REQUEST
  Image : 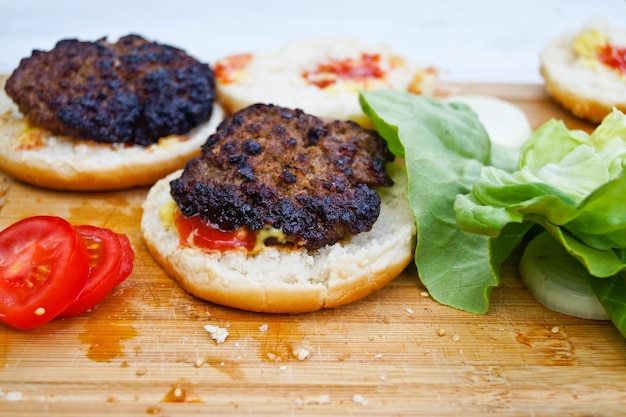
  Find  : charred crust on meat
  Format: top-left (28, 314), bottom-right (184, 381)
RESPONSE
top-left (170, 104), bottom-right (394, 250)
top-left (4, 34), bottom-right (215, 146)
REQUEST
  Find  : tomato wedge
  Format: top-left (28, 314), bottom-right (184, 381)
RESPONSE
top-left (0, 216), bottom-right (89, 330)
top-left (59, 225), bottom-right (133, 317)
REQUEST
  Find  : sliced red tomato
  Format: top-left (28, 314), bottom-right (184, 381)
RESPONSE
top-left (175, 212), bottom-right (256, 252)
top-left (115, 233), bottom-right (134, 285)
top-left (59, 225), bottom-right (130, 317)
top-left (0, 216), bottom-right (89, 330)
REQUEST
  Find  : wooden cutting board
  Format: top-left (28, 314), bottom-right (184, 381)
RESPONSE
top-left (0, 83), bottom-right (624, 417)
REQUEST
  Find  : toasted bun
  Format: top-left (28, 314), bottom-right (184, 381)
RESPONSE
top-left (140, 164), bottom-right (416, 314)
top-left (540, 19), bottom-right (626, 123)
top-left (0, 82), bottom-right (224, 191)
top-left (215, 38), bottom-right (440, 127)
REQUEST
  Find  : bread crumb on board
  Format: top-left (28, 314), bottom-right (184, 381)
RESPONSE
top-left (295, 394), bottom-right (330, 406)
top-left (203, 324), bottom-right (229, 344)
top-left (1, 391), bottom-right (23, 402)
top-left (352, 394), bottom-right (369, 405)
top-left (292, 340), bottom-right (313, 360)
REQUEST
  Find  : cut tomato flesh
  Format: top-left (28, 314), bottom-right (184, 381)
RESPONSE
top-left (175, 212), bottom-right (256, 252)
top-left (59, 225), bottom-right (129, 317)
top-left (0, 216), bottom-right (89, 330)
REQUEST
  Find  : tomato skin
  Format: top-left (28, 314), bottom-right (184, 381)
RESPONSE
top-left (59, 225), bottom-right (132, 317)
top-left (0, 216), bottom-right (89, 330)
top-left (115, 233), bottom-right (134, 285)
top-left (175, 212), bottom-right (256, 252)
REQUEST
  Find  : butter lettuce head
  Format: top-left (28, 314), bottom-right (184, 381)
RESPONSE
top-left (454, 107), bottom-right (626, 338)
top-left (359, 90), bottom-right (626, 339)
top-left (454, 108), bottom-right (626, 278)
top-left (518, 108), bottom-right (626, 199)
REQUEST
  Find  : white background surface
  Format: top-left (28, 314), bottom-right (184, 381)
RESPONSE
top-left (1, 0), bottom-right (625, 83)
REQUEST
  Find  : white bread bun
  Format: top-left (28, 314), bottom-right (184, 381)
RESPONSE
top-left (214, 38), bottom-right (440, 127)
top-left (540, 18), bottom-right (626, 123)
top-left (140, 163), bottom-right (416, 313)
top-left (0, 79), bottom-right (224, 191)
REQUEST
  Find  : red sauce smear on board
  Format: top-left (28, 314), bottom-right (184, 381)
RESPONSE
top-left (303, 53), bottom-right (386, 88)
top-left (598, 44), bottom-right (626, 74)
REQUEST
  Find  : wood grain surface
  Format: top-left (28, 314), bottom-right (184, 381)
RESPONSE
top-left (0, 83), bottom-right (624, 417)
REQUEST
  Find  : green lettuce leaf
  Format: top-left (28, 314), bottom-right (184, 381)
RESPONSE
top-left (454, 109), bottom-right (626, 277)
top-left (453, 105), bottom-right (626, 336)
top-left (359, 89), bottom-right (626, 340)
top-left (360, 90), bottom-right (500, 313)
top-left (585, 271), bottom-right (626, 338)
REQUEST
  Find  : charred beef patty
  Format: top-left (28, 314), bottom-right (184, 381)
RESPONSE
top-left (170, 103), bottom-right (394, 251)
top-left (4, 34), bottom-right (215, 146)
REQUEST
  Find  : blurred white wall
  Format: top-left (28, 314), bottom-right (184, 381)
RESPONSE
top-left (1, 0), bottom-right (625, 83)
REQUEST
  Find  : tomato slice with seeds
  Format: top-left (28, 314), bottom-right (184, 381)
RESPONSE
top-left (0, 216), bottom-right (89, 330)
top-left (59, 225), bottom-right (131, 317)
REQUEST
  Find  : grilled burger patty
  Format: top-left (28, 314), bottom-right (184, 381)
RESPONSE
top-left (4, 34), bottom-right (215, 146)
top-left (170, 103), bottom-right (394, 250)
